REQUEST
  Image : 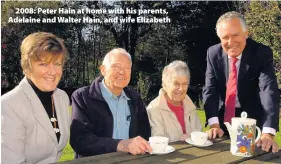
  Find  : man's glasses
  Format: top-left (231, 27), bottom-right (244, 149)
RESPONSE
top-left (111, 63), bottom-right (131, 72)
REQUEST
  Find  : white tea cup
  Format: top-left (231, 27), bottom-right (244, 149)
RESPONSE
top-left (149, 136), bottom-right (169, 153)
top-left (191, 131), bottom-right (208, 145)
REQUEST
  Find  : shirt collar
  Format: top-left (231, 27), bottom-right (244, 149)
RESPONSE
top-left (228, 53), bottom-right (242, 60)
top-left (100, 79), bottom-right (130, 100)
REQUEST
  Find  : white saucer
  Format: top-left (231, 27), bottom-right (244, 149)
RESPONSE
top-left (151, 145), bottom-right (175, 155)
top-left (185, 138), bottom-right (213, 147)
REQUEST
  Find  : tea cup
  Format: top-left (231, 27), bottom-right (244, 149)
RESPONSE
top-left (191, 131), bottom-right (208, 145)
top-left (149, 136), bottom-right (169, 153)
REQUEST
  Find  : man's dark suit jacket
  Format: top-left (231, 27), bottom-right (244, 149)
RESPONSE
top-left (70, 76), bottom-right (151, 157)
top-left (202, 39), bottom-right (280, 131)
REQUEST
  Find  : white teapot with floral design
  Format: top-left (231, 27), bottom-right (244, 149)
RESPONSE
top-left (224, 112), bottom-right (261, 157)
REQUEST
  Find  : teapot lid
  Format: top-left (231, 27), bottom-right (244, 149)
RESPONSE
top-left (232, 111), bottom-right (257, 123)
top-left (241, 112), bottom-right (247, 118)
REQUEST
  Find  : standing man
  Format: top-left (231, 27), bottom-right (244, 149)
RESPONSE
top-left (203, 11), bottom-right (279, 153)
top-left (70, 48), bottom-right (152, 157)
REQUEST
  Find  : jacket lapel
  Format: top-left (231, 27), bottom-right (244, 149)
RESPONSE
top-left (238, 43), bottom-right (251, 89)
top-left (217, 50), bottom-right (229, 84)
top-left (20, 77), bottom-right (58, 142)
top-left (157, 90), bottom-right (183, 134)
top-left (53, 92), bottom-right (63, 145)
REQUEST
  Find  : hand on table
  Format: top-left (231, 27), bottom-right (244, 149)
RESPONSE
top-left (117, 136), bottom-right (152, 155)
top-left (206, 123), bottom-right (224, 139)
top-left (179, 134), bottom-right (189, 141)
top-left (257, 133), bottom-right (279, 153)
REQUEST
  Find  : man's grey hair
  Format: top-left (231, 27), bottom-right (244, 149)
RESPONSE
top-left (162, 60), bottom-right (190, 91)
top-left (102, 48), bottom-right (132, 68)
top-left (216, 11), bottom-right (247, 35)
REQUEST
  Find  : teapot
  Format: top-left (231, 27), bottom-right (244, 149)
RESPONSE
top-left (224, 112), bottom-right (261, 157)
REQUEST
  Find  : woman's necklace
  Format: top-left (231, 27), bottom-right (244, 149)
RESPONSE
top-left (51, 95), bottom-right (60, 133)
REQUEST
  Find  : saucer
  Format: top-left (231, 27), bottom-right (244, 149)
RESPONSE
top-left (185, 138), bottom-right (213, 147)
top-left (150, 145), bottom-right (175, 155)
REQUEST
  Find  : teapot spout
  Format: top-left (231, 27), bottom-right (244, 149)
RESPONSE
top-left (224, 122), bottom-right (233, 136)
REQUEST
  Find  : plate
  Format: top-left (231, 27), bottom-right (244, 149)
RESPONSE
top-left (150, 145), bottom-right (175, 155)
top-left (185, 138), bottom-right (213, 147)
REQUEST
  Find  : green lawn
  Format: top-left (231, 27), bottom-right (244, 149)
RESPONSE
top-left (59, 110), bottom-right (281, 162)
top-left (59, 141), bottom-right (74, 162)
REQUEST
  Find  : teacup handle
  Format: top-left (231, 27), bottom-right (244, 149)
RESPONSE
top-left (255, 126), bottom-right (261, 143)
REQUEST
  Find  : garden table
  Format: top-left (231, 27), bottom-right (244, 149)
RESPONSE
top-left (57, 137), bottom-right (281, 164)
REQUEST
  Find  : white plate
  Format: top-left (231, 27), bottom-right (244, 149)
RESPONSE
top-left (150, 145), bottom-right (175, 155)
top-left (185, 138), bottom-right (213, 147)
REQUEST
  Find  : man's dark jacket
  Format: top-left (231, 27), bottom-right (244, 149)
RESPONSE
top-left (70, 76), bottom-right (151, 157)
top-left (203, 39), bottom-right (280, 131)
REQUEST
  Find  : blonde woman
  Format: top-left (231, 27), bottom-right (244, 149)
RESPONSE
top-left (1, 32), bottom-right (70, 163)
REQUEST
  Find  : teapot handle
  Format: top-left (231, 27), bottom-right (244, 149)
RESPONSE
top-left (255, 126), bottom-right (261, 143)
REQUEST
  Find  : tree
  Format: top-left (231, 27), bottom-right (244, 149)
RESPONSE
top-left (1, 1), bottom-right (77, 88)
top-left (242, 1), bottom-right (281, 87)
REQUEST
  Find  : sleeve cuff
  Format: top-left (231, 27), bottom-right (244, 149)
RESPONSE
top-left (208, 117), bottom-right (219, 126)
top-left (262, 127), bottom-right (276, 135)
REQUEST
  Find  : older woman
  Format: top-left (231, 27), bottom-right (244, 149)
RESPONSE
top-left (1, 32), bottom-right (70, 163)
top-left (147, 60), bottom-right (202, 142)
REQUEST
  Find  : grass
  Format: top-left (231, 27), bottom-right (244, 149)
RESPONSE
top-left (59, 110), bottom-right (281, 162)
top-left (59, 141), bottom-right (74, 162)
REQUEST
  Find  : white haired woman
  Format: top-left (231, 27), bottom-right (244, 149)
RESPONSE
top-left (147, 60), bottom-right (202, 142)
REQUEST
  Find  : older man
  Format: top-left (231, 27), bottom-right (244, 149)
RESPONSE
top-left (70, 48), bottom-right (152, 157)
top-left (203, 11), bottom-right (280, 153)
